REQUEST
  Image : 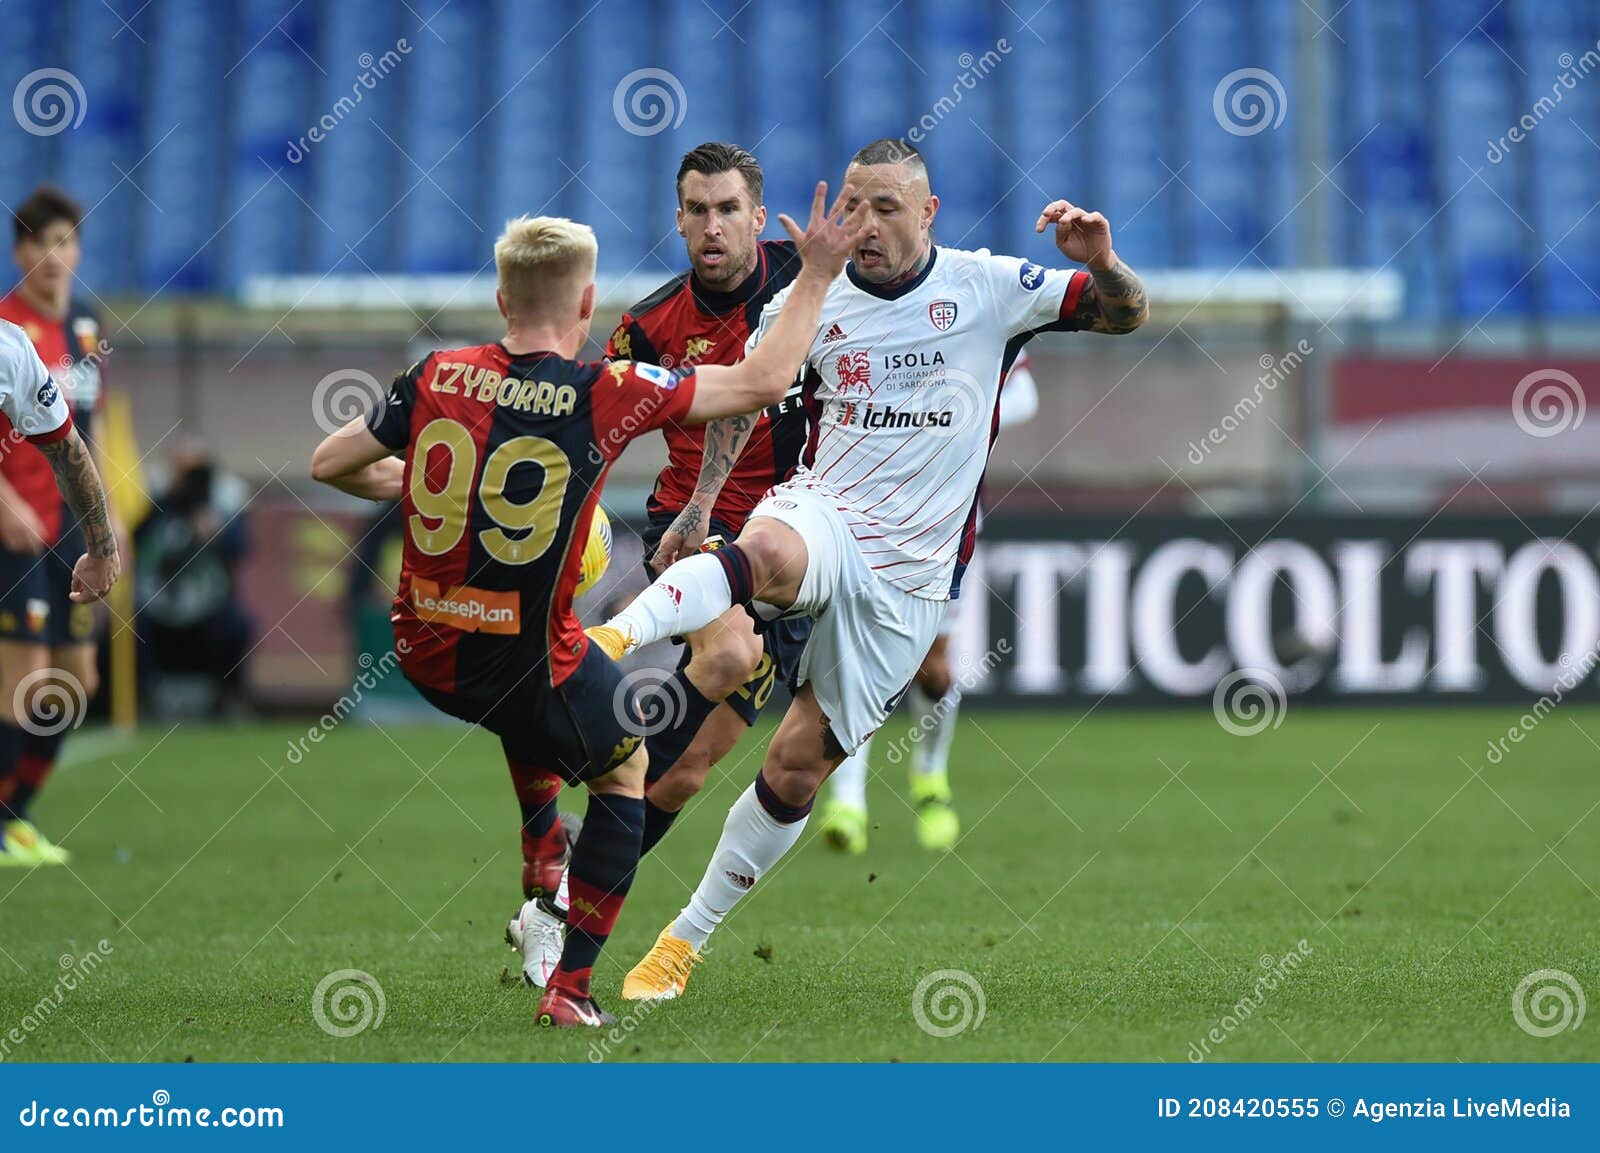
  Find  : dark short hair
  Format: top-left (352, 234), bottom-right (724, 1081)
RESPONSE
top-left (676, 142), bottom-right (764, 206)
top-left (13, 185), bottom-right (82, 244)
top-left (848, 137), bottom-right (927, 180)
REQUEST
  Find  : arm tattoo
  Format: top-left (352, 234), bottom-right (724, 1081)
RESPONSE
top-left (1074, 259), bottom-right (1149, 334)
top-left (671, 501), bottom-right (705, 538)
top-left (39, 429), bottom-right (116, 559)
top-left (693, 412), bottom-right (757, 500)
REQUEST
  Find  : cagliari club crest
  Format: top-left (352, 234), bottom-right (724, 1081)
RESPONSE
top-left (928, 299), bottom-right (957, 331)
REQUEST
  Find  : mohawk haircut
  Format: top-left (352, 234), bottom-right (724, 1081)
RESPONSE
top-left (676, 141), bottom-right (765, 206)
top-left (848, 138), bottom-right (928, 180)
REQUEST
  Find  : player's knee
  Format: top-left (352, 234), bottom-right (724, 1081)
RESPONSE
top-left (590, 745), bottom-right (647, 798)
top-left (686, 621), bottom-right (763, 698)
top-left (917, 655), bottom-right (952, 701)
top-left (763, 737), bottom-right (831, 808)
top-left (650, 752), bottom-right (712, 809)
top-left (0, 646), bottom-right (48, 723)
top-left (734, 525), bottom-right (804, 603)
top-left (73, 664), bottom-right (101, 702)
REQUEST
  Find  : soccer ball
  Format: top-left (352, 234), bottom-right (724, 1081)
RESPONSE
top-left (576, 506), bottom-right (613, 597)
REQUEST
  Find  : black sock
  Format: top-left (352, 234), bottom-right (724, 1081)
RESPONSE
top-left (11, 725), bottom-right (65, 822)
top-left (643, 668), bottom-right (718, 785)
top-left (555, 792), bottom-right (645, 995)
top-left (0, 720), bottom-right (26, 823)
top-left (638, 797), bottom-right (678, 858)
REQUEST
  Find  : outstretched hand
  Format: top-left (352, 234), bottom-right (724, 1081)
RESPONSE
top-left (1036, 199), bottom-right (1115, 269)
top-left (781, 181), bottom-right (869, 280)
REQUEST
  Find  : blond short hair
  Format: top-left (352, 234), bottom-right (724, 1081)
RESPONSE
top-left (494, 215), bottom-right (598, 317)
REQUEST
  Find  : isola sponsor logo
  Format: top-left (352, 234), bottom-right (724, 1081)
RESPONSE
top-left (882, 350), bottom-right (945, 370)
top-left (836, 401), bottom-right (954, 430)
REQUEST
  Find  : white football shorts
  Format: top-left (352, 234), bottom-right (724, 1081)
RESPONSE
top-left (749, 481), bottom-right (946, 752)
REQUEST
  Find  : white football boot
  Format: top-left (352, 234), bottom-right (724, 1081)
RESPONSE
top-left (505, 812), bottom-right (579, 987)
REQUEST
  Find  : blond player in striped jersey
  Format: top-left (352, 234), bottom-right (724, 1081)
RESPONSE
top-left (588, 138), bottom-right (1147, 1000)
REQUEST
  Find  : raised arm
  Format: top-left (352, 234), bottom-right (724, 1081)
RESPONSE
top-left (38, 427), bottom-right (120, 603)
top-left (648, 411), bottom-right (759, 570)
top-left (1035, 199), bottom-right (1149, 334)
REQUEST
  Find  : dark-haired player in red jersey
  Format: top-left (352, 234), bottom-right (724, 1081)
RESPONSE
top-left (310, 187), bottom-right (865, 1027)
top-left (0, 185), bottom-right (119, 867)
top-left (599, 142), bottom-right (812, 866)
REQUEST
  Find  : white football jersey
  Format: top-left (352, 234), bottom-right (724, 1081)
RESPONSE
top-left (747, 246), bottom-right (1088, 600)
top-left (0, 320), bottom-right (72, 441)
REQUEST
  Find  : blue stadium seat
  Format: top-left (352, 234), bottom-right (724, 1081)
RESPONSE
top-left (0, 0), bottom-right (66, 233)
top-left (141, 0), bottom-right (228, 292)
top-left (1179, 0), bottom-right (1266, 268)
top-left (913, 0), bottom-right (999, 251)
top-left (1432, 0), bottom-right (1529, 318)
top-left (1344, 0), bottom-right (1443, 318)
top-left (309, 0), bottom-right (405, 277)
top-left (833, 0), bottom-right (920, 173)
top-left (750, 0), bottom-right (827, 227)
top-left (489, 0), bottom-right (575, 243)
top-left (397, 0), bottom-right (488, 275)
top-left (59, 0), bottom-right (149, 293)
top-left (225, 0), bottom-right (319, 290)
top-left (571, 0), bottom-right (670, 276)
top-left (1081, 4), bottom-right (1179, 270)
top-left (4, 0), bottom-right (1594, 322)
top-left (1511, 0), bottom-right (1600, 316)
top-left (994, 2), bottom-right (1078, 262)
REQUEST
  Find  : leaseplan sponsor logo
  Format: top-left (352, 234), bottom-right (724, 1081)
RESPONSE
top-left (411, 579), bottom-right (520, 634)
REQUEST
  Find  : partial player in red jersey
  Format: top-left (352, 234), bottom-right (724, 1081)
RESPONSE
top-left (600, 143), bottom-right (813, 863)
top-left (0, 186), bottom-right (120, 867)
top-left (310, 188), bottom-right (866, 1027)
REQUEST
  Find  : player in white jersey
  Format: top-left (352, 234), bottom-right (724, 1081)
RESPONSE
top-left (819, 349), bottom-right (1039, 854)
top-left (587, 138), bottom-right (1148, 999)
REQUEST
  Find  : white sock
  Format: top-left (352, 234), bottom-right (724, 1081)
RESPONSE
top-left (830, 733), bottom-right (871, 809)
top-left (606, 553), bottom-right (734, 650)
top-left (555, 865), bottom-right (569, 915)
top-left (910, 685), bottom-right (961, 778)
top-left (673, 783), bottom-right (808, 949)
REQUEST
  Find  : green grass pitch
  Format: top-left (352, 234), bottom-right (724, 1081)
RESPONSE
top-left (2, 704), bottom-right (1597, 1062)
